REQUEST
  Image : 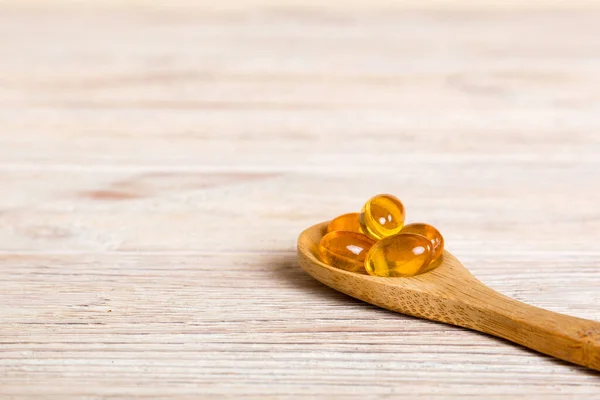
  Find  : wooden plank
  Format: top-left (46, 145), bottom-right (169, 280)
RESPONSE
top-left (1, 254), bottom-right (599, 398)
top-left (1, 7), bottom-right (600, 168)
top-left (0, 168), bottom-right (599, 253)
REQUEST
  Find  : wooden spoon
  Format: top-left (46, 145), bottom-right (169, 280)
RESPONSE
top-left (297, 221), bottom-right (600, 371)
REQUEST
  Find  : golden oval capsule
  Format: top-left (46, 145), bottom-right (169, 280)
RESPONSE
top-left (400, 223), bottom-right (444, 262)
top-left (327, 212), bottom-right (362, 234)
top-left (360, 194), bottom-right (406, 240)
top-left (365, 233), bottom-right (432, 277)
top-left (319, 231), bottom-right (375, 273)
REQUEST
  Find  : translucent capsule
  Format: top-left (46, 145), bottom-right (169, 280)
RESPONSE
top-left (319, 231), bottom-right (375, 273)
top-left (327, 212), bottom-right (362, 234)
top-left (400, 223), bottom-right (444, 262)
top-left (360, 194), bottom-right (406, 240)
top-left (365, 233), bottom-right (432, 277)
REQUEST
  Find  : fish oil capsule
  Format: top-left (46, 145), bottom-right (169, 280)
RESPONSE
top-left (360, 194), bottom-right (406, 240)
top-left (400, 223), bottom-right (444, 262)
top-left (327, 212), bottom-right (362, 234)
top-left (319, 231), bottom-right (375, 273)
top-left (365, 233), bottom-right (432, 277)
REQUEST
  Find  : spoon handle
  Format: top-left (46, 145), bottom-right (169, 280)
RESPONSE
top-left (461, 282), bottom-right (600, 371)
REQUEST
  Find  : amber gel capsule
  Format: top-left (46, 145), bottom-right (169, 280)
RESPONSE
top-left (327, 212), bottom-right (362, 234)
top-left (400, 223), bottom-right (444, 262)
top-left (319, 231), bottom-right (375, 273)
top-left (360, 194), bottom-right (406, 240)
top-left (365, 233), bottom-right (432, 277)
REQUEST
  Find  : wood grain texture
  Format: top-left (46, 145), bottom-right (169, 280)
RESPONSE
top-left (299, 222), bottom-right (600, 371)
top-left (1, 1), bottom-right (600, 398)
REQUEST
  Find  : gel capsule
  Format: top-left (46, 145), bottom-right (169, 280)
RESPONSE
top-left (327, 212), bottom-right (362, 234)
top-left (365, 233), bottom-right (432, 277)
top-left (400, 223), bottom-right (444, 262)
top-left (360, 194), bottom-right (406, 240)
top-left (319, 231), bottom-right (375, 273)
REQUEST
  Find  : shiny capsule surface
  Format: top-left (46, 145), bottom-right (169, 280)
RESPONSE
top-left (365, 233), bottom-right (432, 277)
top-left (400, 223), bottom-right (444, 262)
top-left (327, 212), bottom-right (362, 234)
top-left (319, 231), bottom-right (375, 273)
top-left (360, 194), bottom-right (406, 240)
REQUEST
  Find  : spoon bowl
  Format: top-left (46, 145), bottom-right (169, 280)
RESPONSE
top-left (298, 221), bottom-right (600, 371)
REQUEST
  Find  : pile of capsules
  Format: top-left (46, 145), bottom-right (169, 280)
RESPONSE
top-left (318, 194), bottom-right (444, 277)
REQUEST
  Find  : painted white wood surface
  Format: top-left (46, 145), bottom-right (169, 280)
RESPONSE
top-left (0, 2), bottom-right (599, 398)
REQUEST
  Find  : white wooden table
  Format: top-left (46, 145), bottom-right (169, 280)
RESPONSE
top-left (1, 1), bottom-right (599, 398)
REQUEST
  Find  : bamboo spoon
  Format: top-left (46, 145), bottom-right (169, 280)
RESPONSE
top-left (297, 222), bottom-right (600, 371)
